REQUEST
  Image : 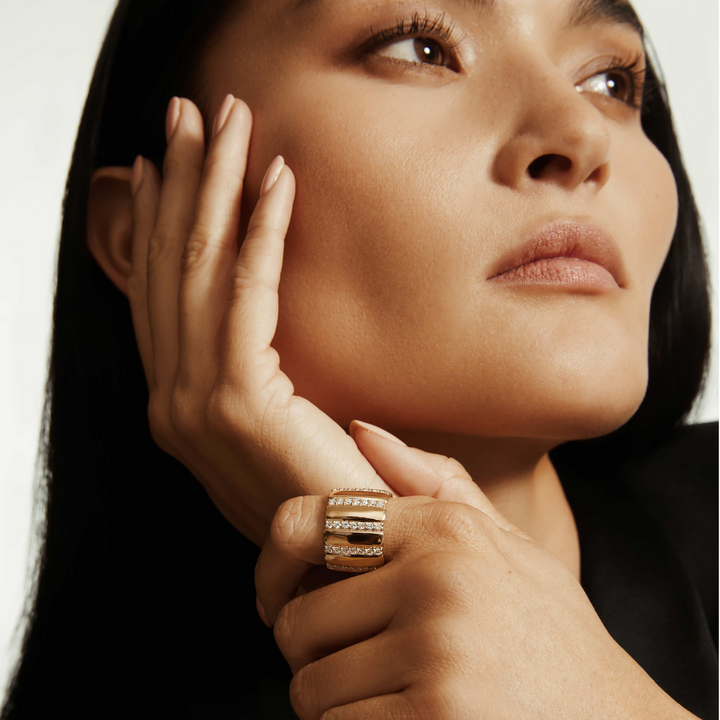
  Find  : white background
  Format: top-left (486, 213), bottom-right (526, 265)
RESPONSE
top-left (0, 0), bottom-right (717, 701)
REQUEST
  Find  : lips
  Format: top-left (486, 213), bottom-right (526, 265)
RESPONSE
top-left (487, 219), bottom-right (627, 289)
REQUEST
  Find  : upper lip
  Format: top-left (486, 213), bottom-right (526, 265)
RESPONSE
top-left (487, 219), bottom-right (627, 288)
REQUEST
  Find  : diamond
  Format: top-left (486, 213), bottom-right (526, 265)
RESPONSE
top-left (342, 521), bottom-right (350, 529)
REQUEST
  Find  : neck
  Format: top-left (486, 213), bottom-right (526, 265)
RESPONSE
top-left (391, 431), bottom-right (581, 582)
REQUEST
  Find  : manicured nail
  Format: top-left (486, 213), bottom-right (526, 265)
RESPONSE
top-left (260, 155), bottom-right (285, 197)
top-left (130, 155), bottom-right (144, 196)
top-left (166, 96), bottom-right (181, 143)
top-left (256, 595), bottom-right (272, 627)
top-left (213, 93), bottom-right (236, 138)
top-left (350, 420), bottom-right (407, 446)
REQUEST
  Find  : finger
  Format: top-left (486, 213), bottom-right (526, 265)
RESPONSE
top-left (255, 494), bottom-right (438, 624)
top-left (273, 565), bottom-right (397, 673)
top-left (128, 155), bottom-right (161, 389)
top-left (289, 632), bottom-right (408, 720)
top-left (146, 97), bottom-right (205, 390)
top-left (176, 95), bottom-right (253, 388)
top-left (350, 420), bottom-right (534, 540)
top-left (217, 155), bottom-right (295, 391)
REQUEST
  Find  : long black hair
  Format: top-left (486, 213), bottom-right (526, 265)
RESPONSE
top-left (1, 0), bottom-right (712, 716)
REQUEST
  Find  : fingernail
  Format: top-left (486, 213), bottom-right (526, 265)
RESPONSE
top-left (131, 155), bottom-right (144, 196)
top-left (213, 93), bottom-right (236, 139)
top-left (256, 595), bottom-right (272, 627)
top-left (260, 155), bottom-right (285, 197)
top-left (166, 96), bottom-right (181, 143)
top-left (350, 420), bottom-right (407, 446)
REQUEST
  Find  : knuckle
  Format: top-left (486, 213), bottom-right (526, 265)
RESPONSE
top-left (436, 455), bottom-right (471, 482)
top-left (289, 663), bottom-right (320, 720)
top-left (205, 384), bottom-right (253, 441)
top-left (181, 232), bottom-right (213, 277)
top-left (245, 220), bottom-right (284, 248)
top-left (147, 393), bottom-right (173, 451)
top-left (270, 496), bottom-right (314, 552)
top-left (272, 601), bottom-right (297, 657)
top-left (146, 229), bottom-right (175, 266)
top-left (168, 389), bottom-right (200, 438)
top-left (228, 263), bottom-right (264, 300)
top-left (126, 271), bottom-right (145, 300)
top-left (203, 151), bottom-right (244, 184)
top-left (424, 501), bottom-right (479, 546)
top-left (227, 268), bottom-right (250, 299)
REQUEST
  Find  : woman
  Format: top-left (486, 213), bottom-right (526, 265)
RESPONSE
top-left (1, 0), bottom-right (715, 718)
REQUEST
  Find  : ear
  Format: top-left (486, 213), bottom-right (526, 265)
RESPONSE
top-left (86, 166), bottom-right (135, 296)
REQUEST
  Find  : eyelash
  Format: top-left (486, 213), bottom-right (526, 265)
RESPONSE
top-left (361, 11), bottom-right (647, 111)
top-left (596, 51), bottom-right (647, 110)
top-left (361, 10), bottom-right (461, 62)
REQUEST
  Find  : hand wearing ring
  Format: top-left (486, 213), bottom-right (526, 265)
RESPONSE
top-left (254, 431), bottom-right (674, 720)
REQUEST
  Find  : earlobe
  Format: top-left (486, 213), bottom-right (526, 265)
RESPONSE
top-left (86, 166), bottom-right (135, 296)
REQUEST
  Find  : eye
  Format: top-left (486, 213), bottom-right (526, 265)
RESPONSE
top-left (377, 36), bottom-right (449, 67)
top-left (575, 53), bottom-right (646, 109)
top-left (360, 11), bottom-right (462, 71)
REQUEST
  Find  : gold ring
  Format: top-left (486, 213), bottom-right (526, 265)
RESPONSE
top-left (324, 488), bottom-right (392, 573)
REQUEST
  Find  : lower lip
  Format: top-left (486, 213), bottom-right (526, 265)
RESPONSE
top-left (488, 257), bottom-right (619, 290)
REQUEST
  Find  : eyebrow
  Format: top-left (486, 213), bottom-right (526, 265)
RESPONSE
top-left (294, 0), bottom-right (645, 41)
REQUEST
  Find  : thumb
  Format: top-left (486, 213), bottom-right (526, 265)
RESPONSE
top-left (349, 420), bottom-right (534, 541)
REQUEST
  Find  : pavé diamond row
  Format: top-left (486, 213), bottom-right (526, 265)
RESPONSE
top-left (325, 520), bottom-right (383, 531)
top-left (327, 497), bottom-right (386, 507)
top-left (325, 563), bottom-right (376, 573)
top-left (325, 545), bottom-right (383, 556)
top-left (331, 488), bottom-right (393, 496)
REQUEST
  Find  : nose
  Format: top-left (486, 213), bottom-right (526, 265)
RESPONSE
top-left (492, 52), bottom-right (612, 193)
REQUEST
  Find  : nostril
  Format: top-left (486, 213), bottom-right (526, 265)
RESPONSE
top-left (528, 154), bottom-right (571, 179)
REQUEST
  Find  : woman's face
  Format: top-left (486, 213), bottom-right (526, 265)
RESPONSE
top-left (200, 0), bottom-right (677, 440)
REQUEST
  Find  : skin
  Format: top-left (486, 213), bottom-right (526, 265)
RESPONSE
top-left (84, 0), bottom-right (687, 715)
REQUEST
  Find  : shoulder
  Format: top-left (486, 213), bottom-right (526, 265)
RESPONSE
top-left (619, 421), bottom-right (718, 644)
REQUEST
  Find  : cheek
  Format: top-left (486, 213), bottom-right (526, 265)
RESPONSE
top-left (611, 135), bottom-right (679, 303)
top-left (254, 84), bottom-right (479, 401)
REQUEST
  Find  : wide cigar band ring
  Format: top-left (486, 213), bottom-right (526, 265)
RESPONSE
top-left (324, 488), bottom-right (393, 573)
